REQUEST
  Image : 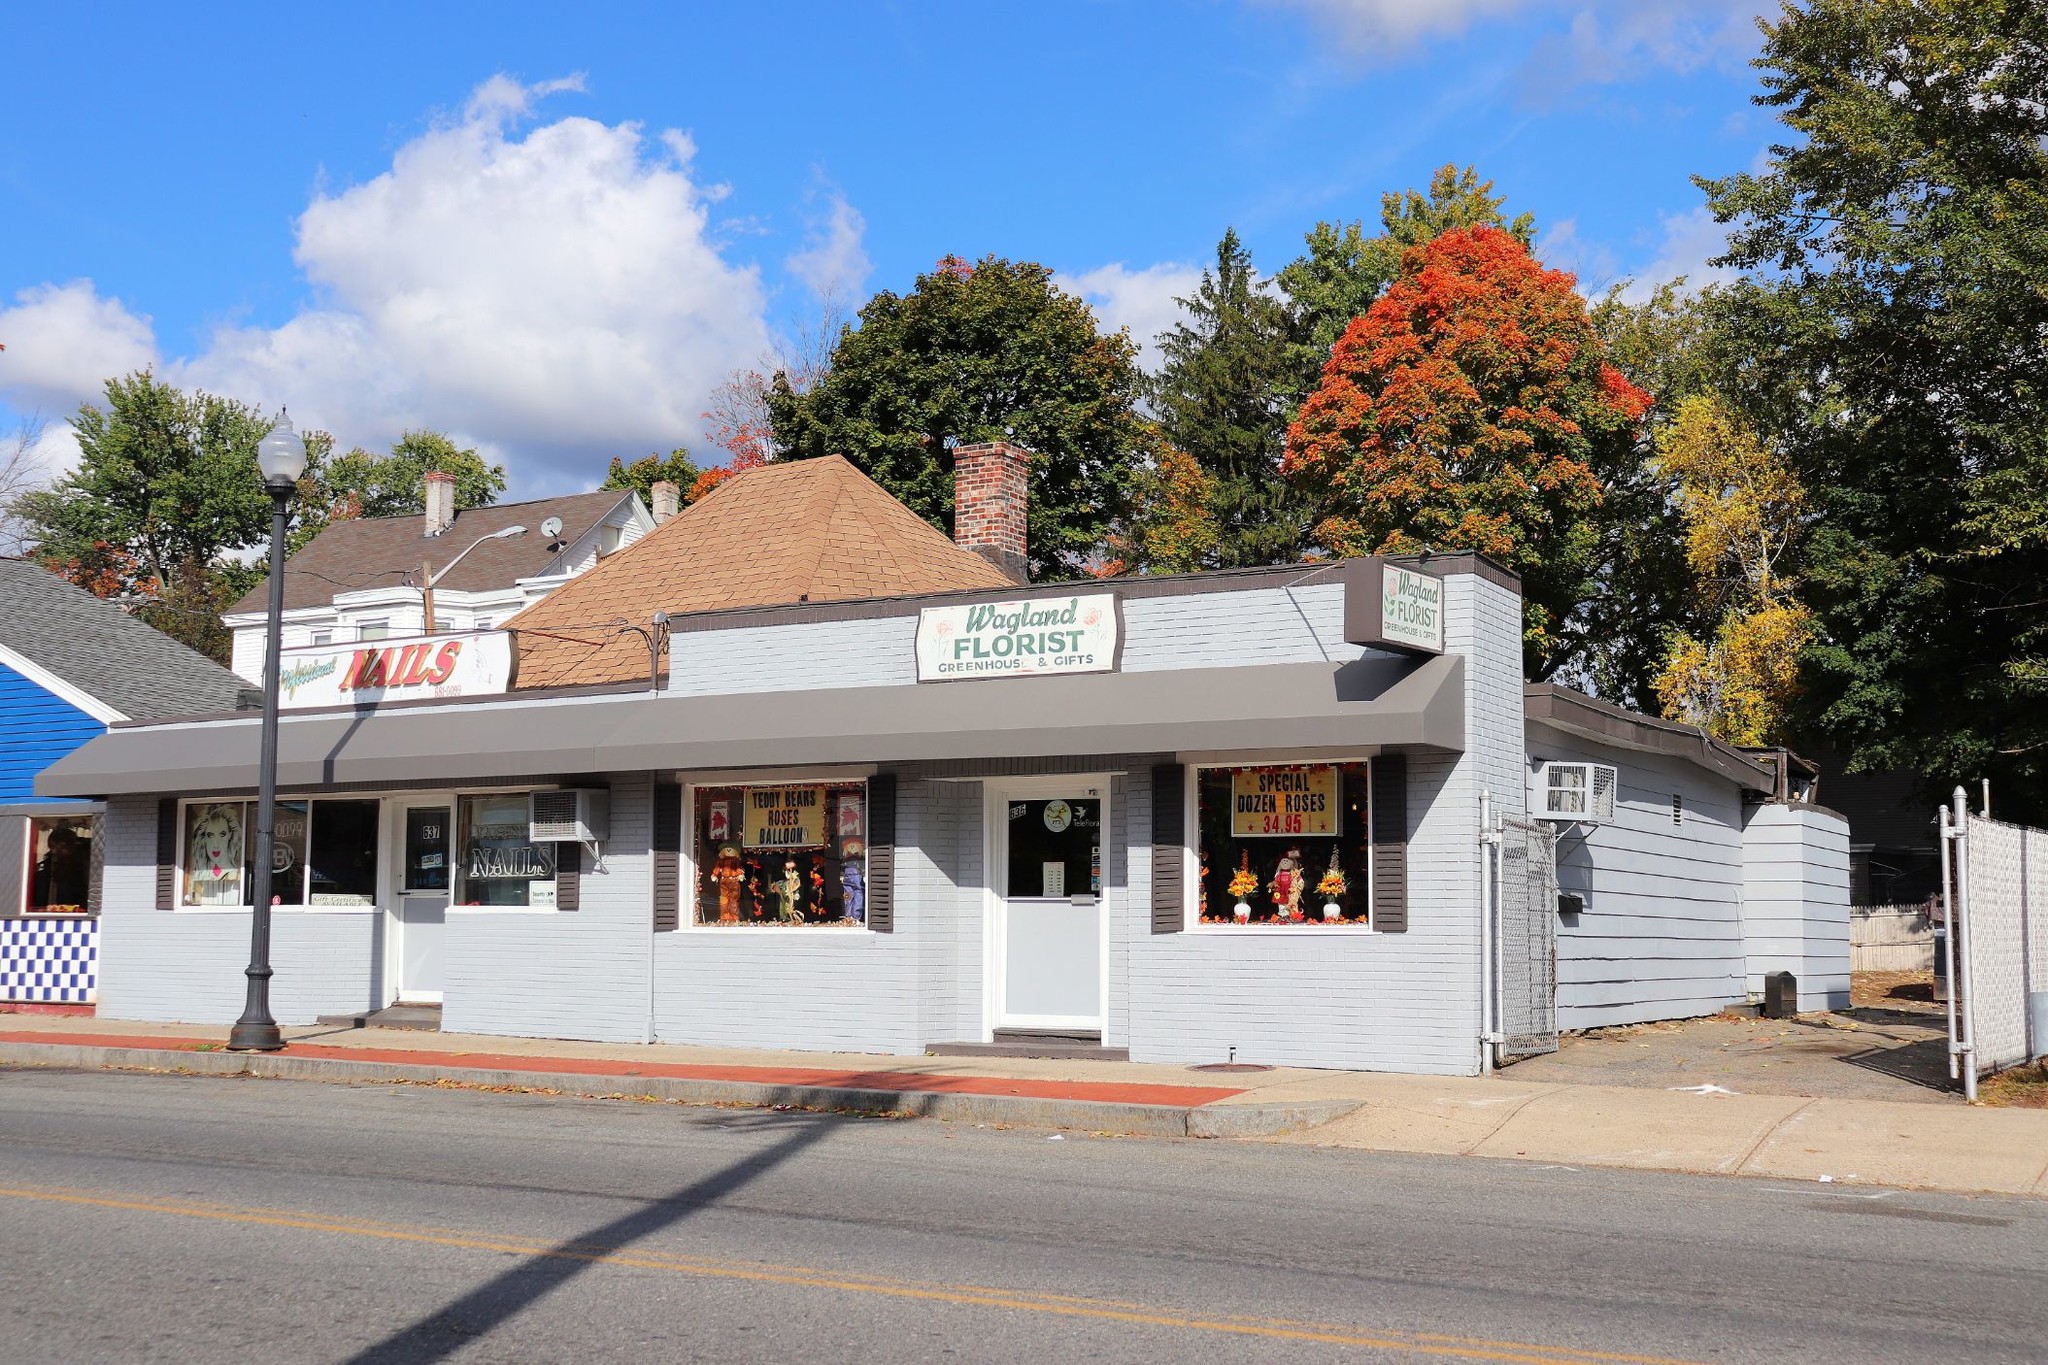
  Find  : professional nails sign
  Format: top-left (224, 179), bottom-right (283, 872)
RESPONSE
top-left (277, 630), bottom-right (513, 709)
top-left (915, 593), bottom-right (1119, 681)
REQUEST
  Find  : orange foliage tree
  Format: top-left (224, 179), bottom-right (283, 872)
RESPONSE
top-left (1282, 226), bottom-right (1649, 672)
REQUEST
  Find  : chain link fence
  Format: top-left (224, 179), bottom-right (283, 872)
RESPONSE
top-left (1496, 817), bottom-right (1559, 1058)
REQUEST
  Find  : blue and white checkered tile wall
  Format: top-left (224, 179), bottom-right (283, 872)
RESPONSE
top-left (1, 918), bottom-right (98, 1003)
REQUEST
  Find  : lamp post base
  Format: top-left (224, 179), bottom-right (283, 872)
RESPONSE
top-left (226, 1020), bottom-right (286, 1052)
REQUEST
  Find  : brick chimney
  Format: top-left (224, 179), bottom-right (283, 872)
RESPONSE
top-left (650, 479), bottom-right (681, 525)
top-left (424, 471), bottom-right (457, 537)
top-left (953, 441), bottom-right (1029, 582)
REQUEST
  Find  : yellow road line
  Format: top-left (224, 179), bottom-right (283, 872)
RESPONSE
top-left (0, 1183), bottom-right (1707, 1365)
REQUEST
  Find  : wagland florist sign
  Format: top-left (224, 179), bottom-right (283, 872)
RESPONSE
top-left (278, 630), bottom-right (513, 709)
top-left (916, 593), bottom-right (1118, 681)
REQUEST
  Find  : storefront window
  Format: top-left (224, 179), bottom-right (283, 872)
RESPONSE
top-left (456, 793), bottom-right (557, 907)
top-left (26, 816), bottom-right (94, 914)
top-left (180, 799), bottom-right (379, 908)
top-left (692, 782), bottom-right (867, 927)
top-left (1195, 763), bottom-right (1373, 927)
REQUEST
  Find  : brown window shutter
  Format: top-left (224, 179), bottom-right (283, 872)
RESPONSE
top-left (87, 816), bottom-right (105, 917)
top-left (865, 773), bottom-right (896, 934)
top-left (156, 799), bottom-right (179, 911)
top-left (1151, 763), bottom-right (1186, 933)
top-left (652, 781), bottom-right (682, 932)
top-left (555, 842), bottom-right (581, 912)
top-left (1371, 754), bottom-right (1407, 933)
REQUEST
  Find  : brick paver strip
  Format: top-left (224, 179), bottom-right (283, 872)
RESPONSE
top-left (0, 1030), bottom-right (1246, 1109)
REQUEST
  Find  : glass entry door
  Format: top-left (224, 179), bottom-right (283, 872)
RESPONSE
top-left (394, 802), bottom-right (452, 1004)
top-left (994, 783), bottom-right (1106, 1032)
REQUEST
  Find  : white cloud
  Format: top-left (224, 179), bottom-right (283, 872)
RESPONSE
top-left (169, 77), bottom-right (773, 492)
top-left (1266, 0), bottom-right (1768, 77)
top-left (0, 280), bottom-right (159, 416)
top-left (1620, 205), bottom-right (1738, 301)
top-left (1060, 262), bottom-right (1203, 373)
top-left (785, 191), bottom-right (872, 303)
top-left (1533, 218), bottom-right (1620, 295)
top-left (1266, 0), bottom-right (1527, 52)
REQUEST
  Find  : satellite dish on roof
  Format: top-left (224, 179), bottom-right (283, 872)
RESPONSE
top-left (540, 515), bottom-right (564, 541)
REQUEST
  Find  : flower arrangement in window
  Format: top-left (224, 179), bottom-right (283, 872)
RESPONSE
top-left (1227, 852), bottom-right (1259, 922)
top-left (1317, 848), bottom-right (1348, 922)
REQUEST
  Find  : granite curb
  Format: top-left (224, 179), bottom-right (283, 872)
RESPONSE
top-left (0, 1041), bottom-right (1357, 1140)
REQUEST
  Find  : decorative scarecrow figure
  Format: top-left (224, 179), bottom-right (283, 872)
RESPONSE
top-left (1270, 846), bottom-right (1305, 922)
top-left (773, 858), bottom-right (805, 923)
top-left (840, 839), bottom-right (867, 922)
top-left (710, 845), bottom-right (746, 924)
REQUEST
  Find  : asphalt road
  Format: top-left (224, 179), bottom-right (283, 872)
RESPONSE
top-left (1, 1067), bottom-right (2043, 1364)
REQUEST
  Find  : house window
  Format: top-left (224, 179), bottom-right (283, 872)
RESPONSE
top-left (691, 782), bottom-right (867, 926)
top-left (180, 799), bottom-right (380, 908)
top-left (1194, 763), bottom-right (1372, 926)
top-left (357, 619), bottom-right (391, 642)
top-left (26, 816), bottom-right (94, 915)
top-left (311, 630), bottom-right (334, 646)
top-left (455, 793), bottom-right (557, 908)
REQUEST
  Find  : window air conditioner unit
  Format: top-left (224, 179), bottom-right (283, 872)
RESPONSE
top-left (530, 789), bottom-right (610, 843)
top-left (1537, 762), bottom-right (1616, 823)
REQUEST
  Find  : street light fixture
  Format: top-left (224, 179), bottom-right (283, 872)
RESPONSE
top-left (226, 412), bottom-right (306, 1052)
top-left (420, 524), bottom-right (526, 634)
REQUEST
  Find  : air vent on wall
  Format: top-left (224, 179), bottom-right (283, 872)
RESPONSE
top-left (1536, 762), bottom-right (1616, 824)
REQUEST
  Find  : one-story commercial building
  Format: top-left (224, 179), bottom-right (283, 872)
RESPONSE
top-left (37, 448), bottom-right (1849, 1072)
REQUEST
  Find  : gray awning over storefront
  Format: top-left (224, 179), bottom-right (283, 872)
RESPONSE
top-left (36, 653), bottom-right (1464, 798)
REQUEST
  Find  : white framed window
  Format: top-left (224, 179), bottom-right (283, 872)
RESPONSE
top-left (1185, 759), bottom-right (1375, 929)
top-left (25, 815), bottom-right (94, 915)
top-left (453, 792), bottom-right (558, 908)
top-left (684, 777), bottom-right (870, 928)
top-left (357, 619), bottom-right (391, 642)
top-left (177, 797), bottom-right (381, 909)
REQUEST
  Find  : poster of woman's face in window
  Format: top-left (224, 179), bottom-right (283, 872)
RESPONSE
top-left (184, 803), bottom-right (245, 906)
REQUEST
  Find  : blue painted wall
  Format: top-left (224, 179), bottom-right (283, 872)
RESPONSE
top-left (0, 660), bottom-right (106, 801)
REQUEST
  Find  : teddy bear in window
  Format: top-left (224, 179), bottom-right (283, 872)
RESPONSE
top-left (710, 845), bottom-right (745, 924)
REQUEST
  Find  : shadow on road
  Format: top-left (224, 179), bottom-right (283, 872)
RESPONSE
top-left (344, 1110), bottom-right (838, 1364)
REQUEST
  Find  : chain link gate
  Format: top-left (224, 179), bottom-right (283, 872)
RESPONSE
top-left (1942, 793), bottom-right (2048, 1100)
top-left (1494, 816), bottom-right (1560, 1060)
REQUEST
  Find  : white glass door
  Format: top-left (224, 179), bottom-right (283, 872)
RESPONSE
top-left (394, 802), bottom-right (452, 1004)
top-left (993, 782), bottom-right (1107, 1032)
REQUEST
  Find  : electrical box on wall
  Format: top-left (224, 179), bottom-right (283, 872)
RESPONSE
top-left (530, 789), bottom-right (610, 843)
top-left (1536, 762), bottom-right (1616, 823)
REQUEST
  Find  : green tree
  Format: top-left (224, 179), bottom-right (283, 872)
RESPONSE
top-left (318, 429), bottom-right (505, 521)
top-left (1104, 437), bottom-right (1219, 576)
top-left (769, 255), bottom-right (1145, 579)
top-left (18, 371), bottom-right (289, 659)
top-left (1276, 165), bottom-right (1535, 407)
top-left (1701, 0), bottom-right (2048, 815)
top-left (601, 448), bottom-right (702, 505)
top-left (1145, 230), bottom-right (1304, 567)
top-left (1284, 226), bottom-right (1651, 675)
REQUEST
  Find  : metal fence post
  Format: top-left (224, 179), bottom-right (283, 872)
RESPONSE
top-left (1951, 787), bottom-right (1978, 1103)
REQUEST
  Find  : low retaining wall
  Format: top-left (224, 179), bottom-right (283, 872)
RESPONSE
top-left (1851, 904), bottom-right (1933, 973)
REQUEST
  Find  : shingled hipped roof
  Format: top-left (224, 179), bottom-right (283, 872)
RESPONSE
top-left (0, 558), bottom-right (249, 720)
top-left (506, 456), bottom-right (1015, 689)
top-left (225, 488), bottom-right (638, 617)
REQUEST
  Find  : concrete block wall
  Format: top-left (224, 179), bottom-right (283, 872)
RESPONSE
top-left (443, 772), bottom-right (655, 1043)
top-left (97, 798), bottom-right (384, 1023)
top-left (1741, 802), bottom-right (1852, 1010)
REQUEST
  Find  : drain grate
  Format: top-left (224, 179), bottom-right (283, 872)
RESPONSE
top-left (1189, 1062), bottom-right (1274, 1073)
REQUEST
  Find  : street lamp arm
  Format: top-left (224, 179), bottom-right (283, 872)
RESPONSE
top-left (427, 524), bottom-right (529, 588)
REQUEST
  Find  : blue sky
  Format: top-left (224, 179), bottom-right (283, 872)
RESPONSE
top-left (0, 1), bottom-right (1777, 497)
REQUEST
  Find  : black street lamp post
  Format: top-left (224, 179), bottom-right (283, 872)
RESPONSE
top-left (226, 413), bottom-right (307, 1053)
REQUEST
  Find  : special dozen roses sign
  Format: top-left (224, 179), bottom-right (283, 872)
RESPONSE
top-left (915, 593), bottom-right (1119, 682)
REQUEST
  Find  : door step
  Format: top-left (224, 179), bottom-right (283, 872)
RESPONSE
top-left (314, 1003), bottom-right (443, 1032)
top-left (928, 1030), bottom-right (1128, 1062)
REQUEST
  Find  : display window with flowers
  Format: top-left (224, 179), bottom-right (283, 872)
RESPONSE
top-left (1195, 762), bottom-right (1373, 927)
top-left (690, 781), bottom-right (869, 928)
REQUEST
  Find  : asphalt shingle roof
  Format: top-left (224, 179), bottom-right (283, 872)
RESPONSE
top-left (225, 489), bottom-right (638, 617)
top-left (506, 456), bottom-right (1016, 688)
top-left (0, 558), bottom-right (250, 720)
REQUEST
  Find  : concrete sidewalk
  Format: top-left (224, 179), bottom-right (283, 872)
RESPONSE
top-left (3, 1012), bottom-right (2045, 1198)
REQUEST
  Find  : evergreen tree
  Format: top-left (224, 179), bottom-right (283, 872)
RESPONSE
top-left (1146, 230), bottom-right (1304, 567)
